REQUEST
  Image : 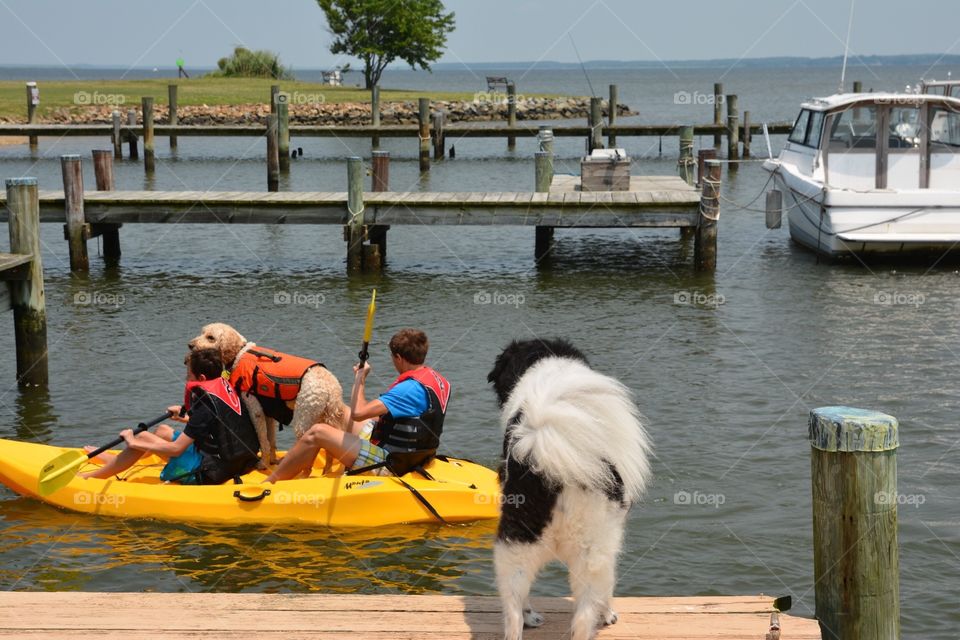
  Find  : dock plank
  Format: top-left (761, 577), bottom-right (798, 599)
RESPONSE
top-left (0, 593), bottom-right (820, 639)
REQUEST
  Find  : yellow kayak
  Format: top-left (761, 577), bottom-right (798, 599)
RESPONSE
top-left (0, 438), bottom-right (500, 527)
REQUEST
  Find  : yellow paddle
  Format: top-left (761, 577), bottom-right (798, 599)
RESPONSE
top-left (349, 290), bottom-right (377, 418)
top-left (38, 411), bottom-right (173, 496)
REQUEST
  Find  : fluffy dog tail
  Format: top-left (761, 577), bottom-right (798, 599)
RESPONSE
top-left (501, 357), bottom-right (652, 503)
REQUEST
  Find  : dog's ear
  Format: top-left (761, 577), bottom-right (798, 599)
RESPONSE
top-left (214, 324), bottom-right (245, 365)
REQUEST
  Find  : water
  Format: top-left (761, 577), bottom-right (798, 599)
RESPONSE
top-left (1, 64), bottom-right (959, 637)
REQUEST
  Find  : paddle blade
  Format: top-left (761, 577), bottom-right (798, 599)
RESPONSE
top-left (363, 289), bottom-right (377, 343)
top-left (38, 449), bottom-right (88, 496)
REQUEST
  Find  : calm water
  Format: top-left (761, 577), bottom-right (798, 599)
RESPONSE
top-left (0, 64), bottom-right (958, 638)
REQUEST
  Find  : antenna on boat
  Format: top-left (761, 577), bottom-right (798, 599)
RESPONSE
top-left (569, 34), bottom-right (597, 98)
top-left (838, 0), bottom-right (856, 92)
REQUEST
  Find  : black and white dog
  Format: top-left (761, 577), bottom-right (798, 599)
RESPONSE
top-left (487, 338), bottom-right (652, 640)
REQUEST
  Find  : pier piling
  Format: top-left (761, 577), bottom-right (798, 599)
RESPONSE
top-left (126, 109), bottom-right (139, 160)
top-left (809, 407), bottom-right (900, 640)
top-left (713, 83), bottom-right (724, 148)
top-left (742, 110), bottom-right (752, 158)
top-left (92, 150), bottom-right (121, 266)
top-left (695, 160), bottom-right (720, 271)
top-left (371, 85), bottom-right (381, 148)
top-left (697, 148), bottom-right (717, 188)
top-left (266, 114), bottom-right (279, 192)
top-left (608, 84), bottom-right (618, 147)
top-left (25, 82), bottom-right (38, 149)
top-left (418, 98), bottom-right (431, 173)
top-left (507, 83), bottom-right (517, 150)
top-left (345, 156), bottom-right (379, 273)
top-left (589, 96), bottom-right (603, 153)
top-left (168, 85), bottom-right (178, 150)
top-left (112, 110), bottom-right (122, 159)
top-left (432, 111), bottom-right (446, 160)
top-left (6, 177), bottom-right (48, 387)
top-left (61, 155), bottom-right (88, 272)
top-left (278, 93), bottom-right (290, 172)
top-left (369, 150), bottom-right (390, 261)
top-left (678, 126), bottom-right (696, 240)
top-left (142, 97), bottom-right (155, 174)
top-left (534, 151), bottom-right (555, 262)
top-left (726, 95), bottom-right (739, 165)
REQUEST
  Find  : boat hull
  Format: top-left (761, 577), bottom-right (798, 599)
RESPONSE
top-left (0, 439), bottom-right (500, 527)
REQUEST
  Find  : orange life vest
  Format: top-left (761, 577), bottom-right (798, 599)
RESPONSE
top-left (229, 345), bottom-right (321, 402)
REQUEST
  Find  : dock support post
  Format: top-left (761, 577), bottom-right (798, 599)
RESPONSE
top-left (418, 98), bottom-right (431, 173)
top-left (369, 150), bottom-right (390, 262)
top-left (112, 110), bottom-right (122, 159)
top-left (168, 84), bottom-right (178, 150)
top-left (713, 82), bottom-right (723, 148)
top-left (266, 114), bottom-right (279, 192)
top-left (6, 177), bottom-right (48, 388)
top-left (278, 92), bottom-right (290, 172)
top-left (371, 85), bottom-right (381, 148)
top-left (25, 82), bottom-right (38, 149)
top-left (142, 97), bottom-right (155, 174)
top-left (678, 126), bottom-right (696, 240)
top-left (92, 150), bottom-right (120, 266)
top-left (696, 148), bottom-right (717, 188)
top-left (726, 94), bottom-right (739, 165)
top-left (61, 155), bottom-right (89, 272)
top-left (695, 160), bottom-right (720, 271)
top-left (589, 96), bottom-right (603, 153)
top-left (608, 84), bottom-right (618, 148)
top-left (507, 83), bottom-right (517, 150)
top-left (432, 111), bottom-right (446, 160)
top-left (809, 407), bottom-right (900, 640)
top-left (270, 85), bottom-right (280, 116)
top-left (534, 151), bottom-right (554, 262)
top-left (538, 126), bottom-right (554, 155)
top-left (742, 110), bottom-right (752, 158)
top-left (126, 109), bottom-right (139, 160)
top-left (345, 156), bottom-right (379, 273)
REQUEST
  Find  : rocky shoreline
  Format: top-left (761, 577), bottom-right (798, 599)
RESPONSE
top-left (1, 97), bottom-right (636, 126)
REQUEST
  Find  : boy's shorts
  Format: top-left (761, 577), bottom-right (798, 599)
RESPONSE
top-left (159, 430), bottom-right (204, 484)
top-left (349, 420), bottom-right (391, 476)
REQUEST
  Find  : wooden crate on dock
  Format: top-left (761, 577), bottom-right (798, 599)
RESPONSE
top-left (581, 149), bottom-right (630, 191)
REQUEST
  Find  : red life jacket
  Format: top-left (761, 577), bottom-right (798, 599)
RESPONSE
top-left (389, 367), bottom-right (451, 412)
top-left (229, 345), bottom-right (321, 402)
top-left (371, 367), bottom-right (450, 460)
top-left (183, 376), bottom-right (243, 415)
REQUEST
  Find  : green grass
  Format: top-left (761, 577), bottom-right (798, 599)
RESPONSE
top-left (0, 77), bottom-right (559, 120)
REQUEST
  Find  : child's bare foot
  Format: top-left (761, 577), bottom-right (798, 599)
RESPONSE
top-left (82, 446), bottom-right (114, 464)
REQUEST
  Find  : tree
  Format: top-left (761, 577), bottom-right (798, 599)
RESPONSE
top-left (317, 0), bottom-right (455, 89)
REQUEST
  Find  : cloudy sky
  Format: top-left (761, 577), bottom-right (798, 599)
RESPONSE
top-left (1, 0), bottom-right (957, 69)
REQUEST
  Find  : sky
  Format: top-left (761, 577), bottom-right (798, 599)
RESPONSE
top-left (0, 0), bottom-right (958, 70)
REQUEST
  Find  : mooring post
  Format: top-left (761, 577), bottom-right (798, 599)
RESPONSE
top-left (507, 82), bottom-right (517, 150)
top-left (277, 92), bottom-right (290, 172)
top-left (852, 80), bottom-right (862, 94)
top-left (25, 82), bottom-right (38, 149)
top-left (61, 155), bottom-right (89, 272)
top-left (112, 110), bottom-right (122, 159)
top-left (742, 110), bottom-right (752, 158)
top-left (432, 110), bottom-right (446, 160)
top-left (589, 96), bottom-right (603, 153)
top-left (538, 125), bottom-right (554, 155)
top-left (167, 84), bottom-right (178, 150)
top-left (726, 94), bottom-right (739, 165)
top-left (345, 156), bottom-right (369, 273)
top-left (369, 150), bottom-right (390, 261)
top-left (695, 160), bottom-right (720, 271)
top-left (534, 151), bottom-right (555, 262)
top-left (91, 150), bottom-right (121, 266)
top-left (266, 114), bottom-right (279, 192)
top-left (713, 82), bottom-right (724, 148)
top-left (126, 109), bottom-right (139, 160)
top-left (270, 84), bottom-right (279, 116)
top-left (142, 97), bottom-right (155, 173)
top-left (6, 177), bottom-right (48, 387)
top-left (678, 126), bottom-right (696, 240)
top-left (809, 406), bottom-right (900, 640)
top-left (371, 85), bottom-right (381, 148)
top-left (696, 148), bottom-right (717, 188)
top-left (608, 84), bottom-right (618, 148)
top-left (418, 98), bottom-right (431, 173)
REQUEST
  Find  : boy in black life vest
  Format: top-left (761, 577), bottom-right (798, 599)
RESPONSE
top-left (265, 328), bottom-right (450, 482)
top-left (82, 348), bottom-right (260, 484)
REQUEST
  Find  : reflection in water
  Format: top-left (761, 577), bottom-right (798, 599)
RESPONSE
top-left (9, 387), bottom-right (58, 443)
top-left (0, 498), bottom-right (496, 594)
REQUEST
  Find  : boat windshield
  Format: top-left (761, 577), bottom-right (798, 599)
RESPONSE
top-left (828, 106), bottom-right (878, 150)
top-left (930, 104), bottom-right (960, 148)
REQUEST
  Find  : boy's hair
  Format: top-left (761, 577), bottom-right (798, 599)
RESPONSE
top-left (389, 329), bottom-right (429, 365)
top-left (184, 348), bottom-right (225, 380)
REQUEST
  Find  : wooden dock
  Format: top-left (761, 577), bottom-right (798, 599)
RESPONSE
top-left (0, 592), bottom-right (820, 639)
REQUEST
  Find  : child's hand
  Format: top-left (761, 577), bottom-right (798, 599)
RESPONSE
top-left (120, 429), bottom-right (135, 444)
top-left (167, 405), bottom-right (188, 422)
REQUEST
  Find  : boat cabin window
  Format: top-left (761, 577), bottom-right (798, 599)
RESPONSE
top-left (788, 110), bottom-right (812, 145)
top-left (828, 106), bottom-right (878, 150)
top-left (888, 106), bottom-right (921, 149)
top-left (806, 111), bottom-right (825, 147)
top-left (928, 104), bottom-right (960, 189)
top-left (930, 105), bottom-right (960, 147)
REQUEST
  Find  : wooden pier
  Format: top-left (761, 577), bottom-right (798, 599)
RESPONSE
top-left (0, 592), bottom-right (819, 638)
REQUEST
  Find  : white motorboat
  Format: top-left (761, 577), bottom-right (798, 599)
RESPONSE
top-left (763, 92), bottom-right (960, 258)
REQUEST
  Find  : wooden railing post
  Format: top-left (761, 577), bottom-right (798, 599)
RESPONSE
top-left (810, 407), bottom-right (900, 640)
top-left (168, 84), bottom-right (178, 150)
top-left (6, 177), bottom-right (48, 387)
top-left (61, 155), bottom-right (89, 272)
top-left (695, 160), bottom-right (720, 271)
top-left (142, 97), bottom-right (155, 173)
